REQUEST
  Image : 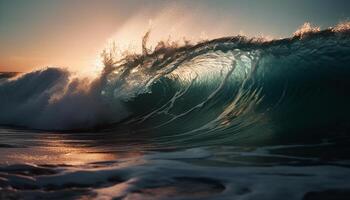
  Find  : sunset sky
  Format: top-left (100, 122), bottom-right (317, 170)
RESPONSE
top-left (1, 0), bottom-right (349, 73)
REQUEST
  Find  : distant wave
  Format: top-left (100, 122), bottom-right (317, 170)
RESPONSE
top-left (0, 72), bottom-right (19, 80)
top-left (0, 22), bottom-right (350, 146)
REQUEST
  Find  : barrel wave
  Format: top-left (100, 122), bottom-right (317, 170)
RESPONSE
top-left (1, 24), bottom-right (350, 147)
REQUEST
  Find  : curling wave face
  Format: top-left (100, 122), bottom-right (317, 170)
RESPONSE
top-left (0, 24), bottom-right (350, 147)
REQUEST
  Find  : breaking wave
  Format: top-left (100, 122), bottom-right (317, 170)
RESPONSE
top-left (1, 22), bottom-right (350, 146)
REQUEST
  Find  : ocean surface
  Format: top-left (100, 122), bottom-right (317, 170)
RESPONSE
top-left (1, 24), bottom-right (350, 199)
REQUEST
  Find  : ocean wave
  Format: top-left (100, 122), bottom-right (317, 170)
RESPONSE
top-left (0, 23), bottom-right (350, 146)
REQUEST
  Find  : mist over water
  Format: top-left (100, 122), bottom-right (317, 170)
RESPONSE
top-left (1, 23), bottom-right (350, 199)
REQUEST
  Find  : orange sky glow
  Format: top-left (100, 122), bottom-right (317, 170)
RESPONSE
top-left (1, 0), bottom-right (348, 74)
top-left (0, 1), bottom-right (278, 74)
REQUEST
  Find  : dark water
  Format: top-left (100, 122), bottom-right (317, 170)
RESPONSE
top-left (1, 25), bottom-right (350, 199)
top-left (1, 128), bottom-right (350, 200)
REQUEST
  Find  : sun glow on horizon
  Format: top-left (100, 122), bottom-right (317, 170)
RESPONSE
top-left (1, 1), bottom-right (348, 74)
